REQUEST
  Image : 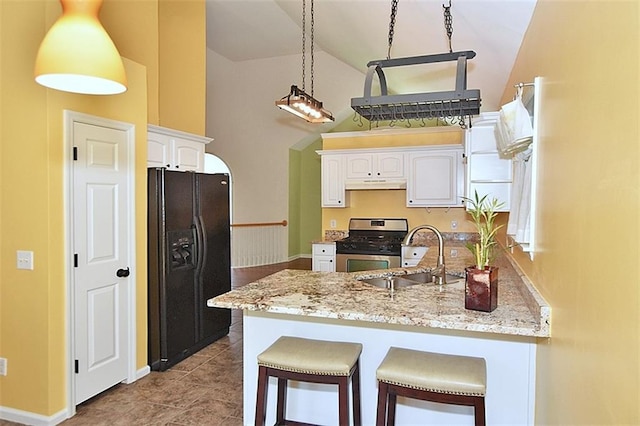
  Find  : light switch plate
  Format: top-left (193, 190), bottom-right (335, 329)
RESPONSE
top-left (17, 250), bottom-right (34, 270)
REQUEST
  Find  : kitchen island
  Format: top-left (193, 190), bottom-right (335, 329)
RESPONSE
top-left (209, 251), bottom-right (550, 425)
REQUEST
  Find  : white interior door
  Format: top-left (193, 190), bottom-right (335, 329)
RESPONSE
top-left (70, 117), bottom-right (134, 405)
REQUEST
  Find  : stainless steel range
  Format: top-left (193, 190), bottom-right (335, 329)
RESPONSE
top-left (335, 218), bottom-right (408, 272)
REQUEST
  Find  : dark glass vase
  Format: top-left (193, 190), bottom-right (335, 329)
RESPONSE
top-left (464, 266), bottom-right (498, 312)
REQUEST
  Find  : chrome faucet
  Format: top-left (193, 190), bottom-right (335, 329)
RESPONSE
top-left (402, 225), bottom-right (447, 285)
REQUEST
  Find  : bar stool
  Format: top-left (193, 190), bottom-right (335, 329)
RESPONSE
top-left (376, 347), bottom-right (486, 426)
top-left (255, 336), bottom-right (363, 426)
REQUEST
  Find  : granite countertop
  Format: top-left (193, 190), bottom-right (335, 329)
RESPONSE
top-left (210, 239), bottom-right (551, 338)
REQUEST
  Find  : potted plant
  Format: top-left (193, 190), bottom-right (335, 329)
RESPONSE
top-left (462, 191), bottom-right (505, 312)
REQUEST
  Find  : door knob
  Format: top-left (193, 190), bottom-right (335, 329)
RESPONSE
top-left (116, 267), bottom-right (130, 278)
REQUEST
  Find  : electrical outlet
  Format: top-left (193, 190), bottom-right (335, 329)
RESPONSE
top-left (17, 250), bottom-right (34, 270)
top-left (0, 357), bottom-right (7, 376)
top-left (330, 220), bottom-right (337, 229)
top-left (450, 220), bottom-right (458, 230)
top-left (450, 249), bottom-right (458, 258)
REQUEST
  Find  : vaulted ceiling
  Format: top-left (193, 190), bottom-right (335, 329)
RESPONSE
top-left (206, 0), bottom-right (537, 115)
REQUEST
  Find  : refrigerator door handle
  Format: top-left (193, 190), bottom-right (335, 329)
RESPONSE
top-left (193, 216), bottom-right (207, 277)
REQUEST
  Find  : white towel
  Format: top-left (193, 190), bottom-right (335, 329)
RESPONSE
top-left (507, 149), bottom-right (532, 244)
top-left (495, 89), bottom-right (533, 157)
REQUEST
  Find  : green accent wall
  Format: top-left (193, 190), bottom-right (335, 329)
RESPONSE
top-left (288, 137), bottom-right (323, 258)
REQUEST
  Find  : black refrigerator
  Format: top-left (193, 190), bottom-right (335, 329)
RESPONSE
top-left (147, 168), bottom-right (231, 371)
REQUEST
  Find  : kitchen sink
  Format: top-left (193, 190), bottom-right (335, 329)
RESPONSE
top-left (359, 271), bottom-right (463, 288)
top-left (359, 276), bottom-right (423, 289)
top-left (403, 272), bottom-right (463, 284)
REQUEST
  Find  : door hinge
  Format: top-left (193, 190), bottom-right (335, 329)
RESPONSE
top-left (73, 147), bottom-right (78, 161)
top-left (74, 254), bottom-right (78, 268)
top-left (74, 359), bottom-right (79, 374)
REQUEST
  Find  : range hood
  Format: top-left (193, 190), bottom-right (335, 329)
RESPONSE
top-left (345, 178), bottom-right (407, 191)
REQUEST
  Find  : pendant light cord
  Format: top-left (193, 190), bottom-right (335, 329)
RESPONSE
top-left (310, 0), bottom-right (315, 97)
top-left (301, 0), bottom-right (306, 92)
top-left (301, 0), bottom-right (317, 96)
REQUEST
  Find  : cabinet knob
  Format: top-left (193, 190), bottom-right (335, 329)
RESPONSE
top-left (166, 164), bottom-right (170, 167)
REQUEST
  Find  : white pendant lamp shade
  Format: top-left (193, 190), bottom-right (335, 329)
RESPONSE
top-left (34, 0), bottom-right (127, 95)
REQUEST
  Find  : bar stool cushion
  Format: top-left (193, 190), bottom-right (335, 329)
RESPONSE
top-left (257, 336), bottom-right (362, 376)
top-left (376, 347), bottom-right (486, 396)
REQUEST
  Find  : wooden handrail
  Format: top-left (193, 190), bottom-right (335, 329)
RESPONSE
top-left (230, 220), bottom-right (288, 228)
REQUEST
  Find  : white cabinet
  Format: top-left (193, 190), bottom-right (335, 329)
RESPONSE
top-left (320, 154), bottom-right (348, 207)
top-left (406, 147), bottom-right (464, 207)
top-left (465, 113), bottom-right (512, 211)
top-left (401, 246), bottom-right (428, 267)
top-left (147, 124), bottom-right (212, 172)
top-left (312, 243), bottom-right (336, 272)
top-left (345, 152), bottom-right (404, 180)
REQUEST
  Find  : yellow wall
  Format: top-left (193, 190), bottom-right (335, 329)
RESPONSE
top-left (101, 0), bottom-right (207, 135)
top-left (0, 0), bottom-right (207, 418)
top-left (157, 0), bottom-right (206, 135)
top-left (502, 1), bottom-right (639, 423)
top-left (321, 127), bottom-right (481, 234)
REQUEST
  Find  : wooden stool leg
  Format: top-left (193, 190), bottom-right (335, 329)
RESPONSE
top-left (376, 381), bottom-right (388, 426)
top-left (338, 376), bottom-right (349, 426)
top-left (387, 388), bottom-right (397, 426)
top-left (255, 366), bottom-right (268, 426)
top-left (352, 361), bottom-right (362, 426)
top-left (474, 396), bottom-right (486, 426)
top-left (276, 377), bottom-right (287, 424)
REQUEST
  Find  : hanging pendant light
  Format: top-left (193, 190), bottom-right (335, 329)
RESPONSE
top-left (34, 0), bottom-right (127, 95)
top-left (350, 0), bottom-right (480, 128)
top-left (275, 0), bottom-right (334, 123)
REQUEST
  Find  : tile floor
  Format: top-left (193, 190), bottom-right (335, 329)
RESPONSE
top-left (1, 259), bottom-right (311, 426)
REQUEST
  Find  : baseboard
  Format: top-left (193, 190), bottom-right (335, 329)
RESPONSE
top-left (289, 254), bottom-right (311, 261)
top-left (135, 365), bottom-right (151, 381)
top-left (0, 405), bottom-right (67, 426)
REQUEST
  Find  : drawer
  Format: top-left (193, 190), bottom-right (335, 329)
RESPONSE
top-left (312, 243), bottom-right (335, 256)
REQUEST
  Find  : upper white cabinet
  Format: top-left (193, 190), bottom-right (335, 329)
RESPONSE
top-left (318, 144), bottom-right (464, 208)
top-left (465, 113), bottom-right (512, 211)
top-left (345, 152), bottom-right (404, 180)
top-left (405, 146), bottom-right (464, 207)
top-left (320, 154), bottom-right (348, 207)
top-left (147, 124), bottom-right (212, 172)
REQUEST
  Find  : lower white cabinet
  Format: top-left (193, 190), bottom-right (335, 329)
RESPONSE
top-left (401, 246), bottom-right (428, 267)
top-left (406, 147), bottom-right (464, 207)
top-left (312, 243), bottom-right (336, 272)
top-left (147, 124), bottom-right (212, 172)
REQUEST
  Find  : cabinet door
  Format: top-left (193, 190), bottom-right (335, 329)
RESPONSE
top-left (172, 138), bottom-right (205, 172)
top-left (376, 152), bottom-right (404, 178)
top-left (148, 133), bottom-right (171, 168)
top-left (345, 154), bottom-right (374, 179)
top-left (345, 152), bottom-right (404, 179)
top-left (406, 149), bottom-right (463, 207)
top-left (321, 155), bottom-right (347, 207)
